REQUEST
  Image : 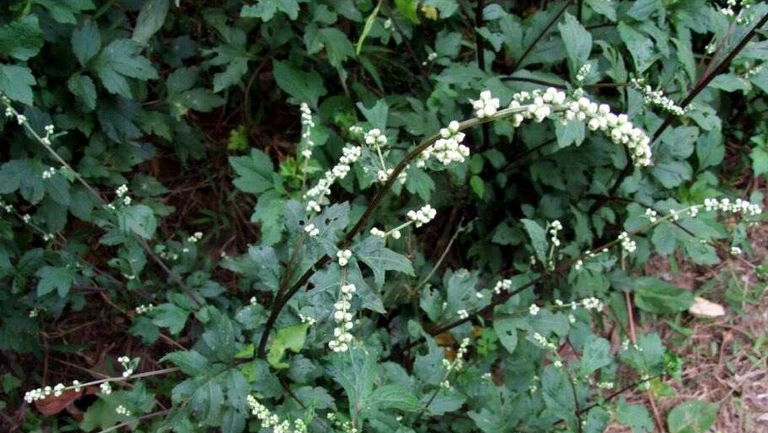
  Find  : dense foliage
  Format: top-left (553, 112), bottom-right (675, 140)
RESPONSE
top-left (1, 0), bottom-right (767, 432)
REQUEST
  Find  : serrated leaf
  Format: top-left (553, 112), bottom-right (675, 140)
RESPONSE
top-left (132, 0), bottom-right (170, 45)
top-left (272, 60), bottom-right (327, 107)
top-left (67, 74), bottom-right (97, 112)
top-left (71, 21), bottom-right (101, 67)
top-left (241, 0), bottom-right (301, 21)
top-left (229, 148), bottom-right (275, 194)
top-left (0, 15), bottom-right (44, 61)
top-left (667, 400), bottom-right (718, 433)
top-left (493, 318), bottom-right (519, 354)
top-left (521, 219), bottom-right (548, 263)
top-left (93, 39), bottom-right (158, 98)
top-left (162, 350), bottom-right (210, 375)
top-left (633, 277), bottom-right (694, 314)
top-left (355, 235), bottom-right (415, 286)
top-left (364, 384), bottom-right (421, 412)
top-left (152, 304), bottom-right (189, 334)
top-left (579, 336), bottom-right (612, 376)
top-left (267, 323), bottom-right (310, 369)
top-left (117, 204), bottom-right (157, 239)
top-left (0, 63), bottom-right (36, 105)
top-left (558, 13), bottom-right (592, 68)
top-left (36, 266), bottom-right (76, 297)
top-left (617, 398), bottom-right (654, 433)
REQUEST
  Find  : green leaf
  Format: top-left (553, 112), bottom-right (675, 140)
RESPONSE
top-left (751, 147), bottom-right (768, 176)
top-left (0, 63), bottom-right (35, 105)
top-left (470, 175), bottom-right (485, 198)
top-left (152, 303), bottom-right (190, 334)
top-left (71, 21), bottom-right (101, 67)
top-left (558, 13), bottom-right (592, 68)
top-left (0, 159), bottom-right (44, 203)
top-left (35, 0), bottom-right (95, 25)
top-left (667, 400), bottom-right (718, 433)
top-left (93, 39), bottom-right (158, 98)
top-left (355, 235), bottom-right (415, 286)
top-left (585, 0), bottom-right (616, 21)
top-left (267, 323), bottom-right (310, 369)
top-left (36, 266), bottom-right (76, 297)
top-left (357, 99), bottom-right (388, 130)
top-left (272, 60), bottom-right (327, 107)
top-left (132, 0), bottom-right (170, 45)
top-left (633, 277), bottom-right (694, 314)
top-left (317, 27), bottom-right (354, 69)
top-left (162, 350), bottom-right (210, 375)
top-left (618, 23), bottom-right (655, 73)
top-left (579, 336), bottom-right (612, 376)
top-left (364, 384), bottom-right (421, 412)
top-left (0, 15), bottom-right (44, 61)
top-left (617, 398), bottom-right (655, 433)
top-left (67, 74), bottom-right (97, 112)
top-left (251, 191), bottom-right (285, 246)
top-left (395, 0), bottom-right (420, 24)
top-left (493, 318), bottom-right (519, 354)
top-left (229, 148), bottom-right (275, 194)
top-left (521, 219), bottom-right (548, 263)
top-left (241, 0), bottom-right (301, 21)
top-left (117, 204), bottom-right (157, 239)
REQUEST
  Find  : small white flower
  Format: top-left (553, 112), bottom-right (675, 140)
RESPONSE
top-left (529, 304), bottom-right (540, 316)
top-left (100, 382), bottom-right (112, 395)
top-left (337, 249), bottom-right (352, 267)
top-left (304, 223), bottom-right (320, 237)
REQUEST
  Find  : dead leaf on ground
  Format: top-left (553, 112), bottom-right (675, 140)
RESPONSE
top-left (689, 296), bottom-right (726, 318)
top-left (34, 389), bottom-right (83, 416)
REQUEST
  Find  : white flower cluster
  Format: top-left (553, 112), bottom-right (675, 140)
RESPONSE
top-left (118, 356), bottom-right (135, 378)
top-left (493, 279), bottom-right (512, 295)
top-left (41, 124), bottom-right (55, 145)
top-left (576, 63), bottom-right (592, 82)
top-left (328, 283), bottom-right (356, 352)
top-left (645, 208), bottom-right (657, 223)
top-left (304, 145), bottom-right (362, 213)
top-left (720, 0), bottom-right (754, 24)
top-left (703, 197), bottom-right (762, 216)
top-left (186, 231), bottom-right (203, 243)
top-left (24, 383), bottom-right (68, 403)
top-left (419, 120), bottom-right (470, 167)
top-left (457, 309), bottom-right (469, 319)
top-left (529, 304), bottom-right (540, 316)
top-left (29, 308), bottom-right (40, 318)
top-left (304, 223), bottom-right (320, 237)
top-left (509, 88), bottom-right (653, 167)
top-left (100, 382), bottom-right (112, 395)
top-left (549, 220), bottom-right (563, 247)
top-left (248, 395), bottom-right (308, 433)
top-left (440, 337), bottom-right (470, 390)
top-left (597, 381), bottom-right (615, 389)
top-left (22, 213), bottom-right (31, 223)
top-left (41, 167), bottom-right (56, 179)
top-left (116, 405), bottom-right (132, 416)
top-left (0, 199), bottom-right (13, 213)
top-left (135, 304), bottom-right (155, 314)
top-left (299, 103), bottom-right (315, 159)
top-left (471, 91), bottom-right (500, 118)
top-left (299, 313), bottom-right (317, 326)
top-left (336, 249), bottom-right (352, 267)
top-left (42, 233), bottom-right (55, 241)
top-left (364, 128), bottom-right (387, 149)
top-left (406, 204), bottom-right (437, 227)
top-left (4, 103), bottom-right (27, 125)
top-left (532, 332), bottom-right (558, 351)
top-left (618, 231), bottom-right (637, 253)
top-left (731, 246), bottom-right (742, 255)
top-left (114, 184), bottom-right (133, 206)
top-left (630, 79), bottom-right (686, 116)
